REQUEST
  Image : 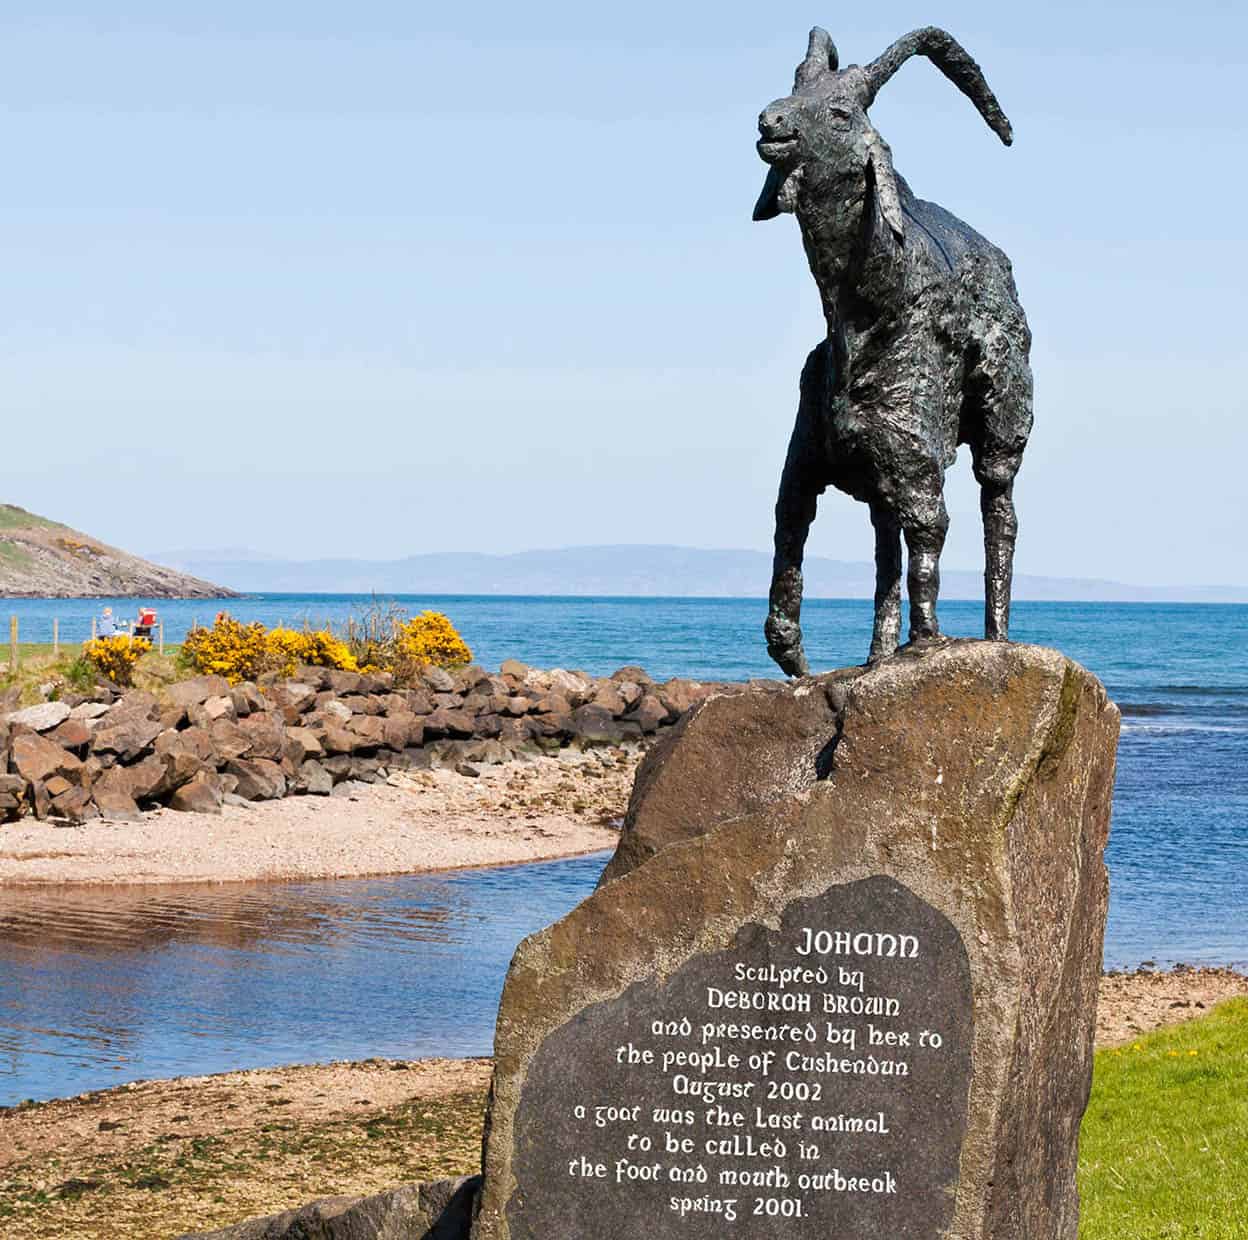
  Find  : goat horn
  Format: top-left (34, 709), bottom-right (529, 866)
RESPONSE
top-left (861, 27), bottom-right (1013, 145)
top-left (794, 26), bottom-right (839, 89)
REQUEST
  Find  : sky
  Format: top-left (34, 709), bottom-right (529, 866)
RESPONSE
top-left (1, 1), bottom-right (1246, 587)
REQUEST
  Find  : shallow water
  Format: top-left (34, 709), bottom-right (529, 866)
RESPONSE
top-left (0, 854), bottom-right (609, 1106)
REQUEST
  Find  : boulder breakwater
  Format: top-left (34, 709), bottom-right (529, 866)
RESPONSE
top-left (0, 661), bottom-right (729, 824)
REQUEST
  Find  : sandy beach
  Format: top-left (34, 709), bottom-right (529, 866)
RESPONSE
top-left (0, 748), bottom-right (636, 887)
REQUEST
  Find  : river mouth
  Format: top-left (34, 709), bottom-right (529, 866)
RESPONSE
top-left (0, 852), bottom-right (611, 1107)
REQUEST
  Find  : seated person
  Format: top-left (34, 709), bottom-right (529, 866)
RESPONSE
top-left (98, 607), bottom-right (116, 638)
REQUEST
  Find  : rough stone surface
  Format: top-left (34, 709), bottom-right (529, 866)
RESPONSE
top-left (178, 1176), bottom-right (479, 1239)
top-left (91, 714), bottom-right (163, 761)
top-left (48, 717), bottom-right (93, 750)
top-left (169, 773), bottom-right (225, 814)
top-left (51, 784), bottom-right (99, 822)
top-left (11, 733), bottom-right (83, 785)
top-left (4, 700), bottom-right (72, 732)
top-left (225, 758), bottom-right (287, 802)
top-left (166, 675), bottom-right (233, 709)
top-left (91, 780), bottom-right (143, 821)
top-left (474, 642), bottom-right (1119, 1240)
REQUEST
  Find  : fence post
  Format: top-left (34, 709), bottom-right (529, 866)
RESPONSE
top-left (8, 615), bottom-right (16, 675)
top-left (159, 621), bottom-right (165, 655)
top-left (52, 617), bottom-right (59, 658)
top-left (91, 616), bottom-right (97, 640)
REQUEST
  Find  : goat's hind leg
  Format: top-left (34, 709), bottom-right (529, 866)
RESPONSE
top-left (868, 503), bottom-right (903, 663)
top-left (967, 323), bottom-right (1033, 642)
top-left (979, 478), bottom-right (1018, 640)
top-left (902, 493), bottom-right (950, 643)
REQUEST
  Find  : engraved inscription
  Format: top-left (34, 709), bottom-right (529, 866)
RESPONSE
top-left (507, 875), bottom-right (973, 1238)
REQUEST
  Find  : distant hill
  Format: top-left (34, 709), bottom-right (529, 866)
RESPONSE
top-left (147, 544), bottom-right (1248, 604)
top-left (1, 505), bottom-right (236, 599)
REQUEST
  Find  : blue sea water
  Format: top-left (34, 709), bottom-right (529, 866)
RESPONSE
top-left (0, 595), bottom-right (1245, 1104)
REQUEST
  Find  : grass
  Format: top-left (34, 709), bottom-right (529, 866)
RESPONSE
top-left (0, 504), bottom-right (62, 532)
top-left (0, 648), bottom-right (183, 706)
top-left (1079, 998), bottom-right (1248, 1237)
top-left (0, 542), bottom-right (35, 570)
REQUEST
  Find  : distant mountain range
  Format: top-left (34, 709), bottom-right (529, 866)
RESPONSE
top-left (145, 545), bottom-right (1248, 604)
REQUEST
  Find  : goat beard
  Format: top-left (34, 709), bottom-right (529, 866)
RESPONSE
top-left (753, 164), bottom-right (804, 221)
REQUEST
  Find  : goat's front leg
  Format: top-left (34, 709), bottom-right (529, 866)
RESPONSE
top-left (868, 503), bottom-right (903, 663)
top-left (765, 447), bottom-right (821, 677)
top-left (902, 494), bottom-right (950, 642)
top-left (981, 479), bottom-right (1018, 640)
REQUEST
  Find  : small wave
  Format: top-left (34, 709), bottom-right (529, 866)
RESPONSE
top-left (1119, 704), bottom-right (1170, 717)
top-left (1120, 720), bottom-right (1248, 735)
top-left (1154, 684), bottom-right (1248, 697)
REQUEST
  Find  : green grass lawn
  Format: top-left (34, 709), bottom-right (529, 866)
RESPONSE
top-left (1080, 998), bottom-right (1248, 1237)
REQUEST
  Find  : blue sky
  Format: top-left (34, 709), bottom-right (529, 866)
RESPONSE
top-left (2, 1), bottom-right (1246, 586)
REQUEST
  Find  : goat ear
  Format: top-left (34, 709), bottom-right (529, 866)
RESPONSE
top-left (866, 132), bottom-right (904, 242)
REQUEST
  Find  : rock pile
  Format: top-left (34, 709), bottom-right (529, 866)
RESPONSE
top-left (0, 661), bottom-right (726, 824)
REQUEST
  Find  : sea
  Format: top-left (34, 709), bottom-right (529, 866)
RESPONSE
top-left (1, 594), bottom-right (1245, 1104)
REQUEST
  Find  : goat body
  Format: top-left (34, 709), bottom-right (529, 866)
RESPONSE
top-left (757, 28), bottom-right (1033, 674)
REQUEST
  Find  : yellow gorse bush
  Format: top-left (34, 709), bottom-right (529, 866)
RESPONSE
top-left (264, 627), bottom-right (359, 679)
top-left (179, 610), bottom-right (470, 685)
top-left (396, 611), bottom-right (472, 669)
top-left (179, 617), bottom-right (270, 683)
top-left (83, 634), bottom-right (152, 684)
top-left (179, 616), bottom-right (359, 684)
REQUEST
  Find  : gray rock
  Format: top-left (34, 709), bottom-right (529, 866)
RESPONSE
top-left (1, 774), bottom-right (28, 818)
top-left (527, 692), bottom-right (570, 717)
top-left (284, 727), bottom-right (324, 763)
top-left (383, 713), bottom-right (420, 750)
top-left (51, 785), bottom-right (98, 823)
top-left (11, 733), bottom-right (83, 785)
top-left (265, 681), bottom-right (316, 717)
top-left (166, 675), bottom-right (232, 709)
top-left (316, 752), bottom-right (349, 781)
top-left (209, 718), bottom-right (253, 761)
top-left (47, 718), bottom-right (93, 751)
top-left (295, 759), bottom-right (333, 796)
top-left (91, 781), bottom-right (143, 822)
top-left (622, 693), bottom-right (666, 734)
top-left (169, 774), bottom-right (225, 815)
top-left (567, 703), bottom-right (621, 745)
top-left (4, 701), bottom-right (72, 732)
top-left (420, 666), bottom-right (456, 693)
top-left (589, 683), bottom-right (627, 716)
top-left (422, 708), bottom-right (475, 740)
top-left (68, 702), bottom-right (112, 722)
top-left (239, 713), bottom-right (285, 761)
top-left (609, 664), bottom-right (652, 684)
top-left (655, 677), bottom-right (710, 719)
top-left (224, 758), bottom-right (287, 801)
top-left (177, 1175), bottom-right (479, 1240)
top-left (476, 642), bottom-right (1119, 1240)
top-left (324, 669), bottom-right (363, 695)
top-left (348, 756), bottom-right (382, 783)
top-left (91, 715), bottom-right (163, 762)
top-left (347, 715), bottom-right (387, 750)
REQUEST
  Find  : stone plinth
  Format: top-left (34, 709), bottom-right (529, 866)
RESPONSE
top-left (473, 642), bottom-right (1119, 1239)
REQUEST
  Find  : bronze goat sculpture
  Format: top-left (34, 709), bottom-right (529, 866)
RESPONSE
top-left (756, 27), bottom-right (1033, 675)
